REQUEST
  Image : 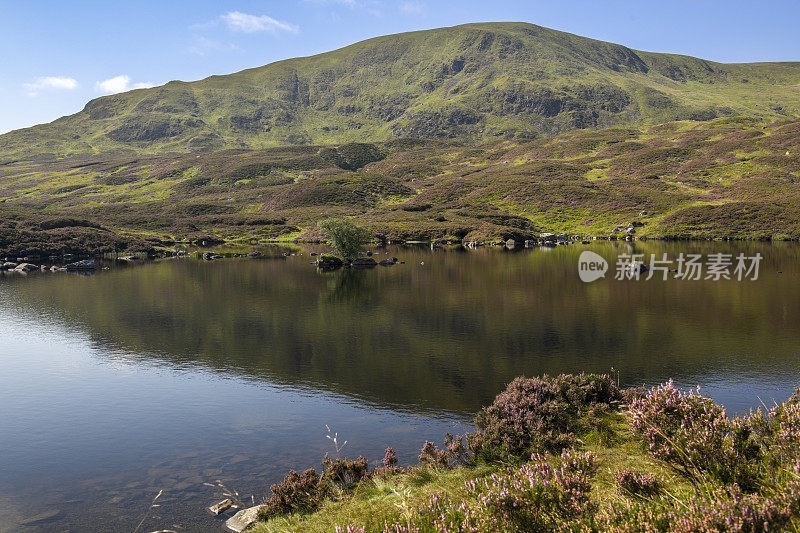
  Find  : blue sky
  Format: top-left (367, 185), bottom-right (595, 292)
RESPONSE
top-left (1, 0), bottom-right (799, 134)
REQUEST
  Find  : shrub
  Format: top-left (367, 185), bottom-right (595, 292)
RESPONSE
top-left (593, 501), bottom-right (674, 532)
top-left (464, 449), bottom-right (599, 531)
top-left (589, 478), bottom-right (800, 532)
top-left (771, 389), bottom-right (800, 463)
top-left (671, 483), bottom-right (800, 532)
top-left (374, 447), bottom-right (404, 477)
top-left (629, 381), bottom-right (729, 477)
top-left (383, 447), bottom-right (398, 468)
top-left (415, 493), bottom-right (483, 532)
top-left (615, 468), bottom-right (662, 498)
top-left (383, 449), bottom-right (600, 532)
top-left (723, 412), bottom-right (769, 491)
top-left (419, 434), bottom-right (470, 468)
top-left (317, 218), bottom-right (372, 261)
top-left (258, 468), bottom-right (326, 519)
top-left (471, 373), bottom-right (620, 462)
top-left (322, 454), bottom-right (370, 490)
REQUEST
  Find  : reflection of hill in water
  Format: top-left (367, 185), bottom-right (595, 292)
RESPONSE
top-left (4, 243), bottom-right (800, 415)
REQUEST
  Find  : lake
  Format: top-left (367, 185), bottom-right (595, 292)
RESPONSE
top-left (1, 241), bottom-right (799, 532)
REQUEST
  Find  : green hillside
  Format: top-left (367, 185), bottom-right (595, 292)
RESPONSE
top-left (1, 22), bottom-right (799, 158)
top-left (2, 116), bottom-right (800, 255)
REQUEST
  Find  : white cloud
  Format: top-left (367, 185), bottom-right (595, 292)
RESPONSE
top-left (95, 75), bottom-right (154, 94)
top-left (23, 76), bottom-right (79, 96)
top-left (221, 11), bottom-right (298, 33)
top-left (400, 1), bottom-right (425, 15)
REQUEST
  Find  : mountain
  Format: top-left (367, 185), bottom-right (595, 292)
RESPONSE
top-left (2, 22), bottom-right (799, 159)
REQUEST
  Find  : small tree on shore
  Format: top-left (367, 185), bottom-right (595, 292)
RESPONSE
top-left (317, 218), bottom-right (372, 262)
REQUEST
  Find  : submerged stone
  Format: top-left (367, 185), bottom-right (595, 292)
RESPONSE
top-left (209, 498), bottom-right (234, 515)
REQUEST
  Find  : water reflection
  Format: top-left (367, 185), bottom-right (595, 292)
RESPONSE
top-left (1, 242), bottom-right (799, 531)
top-left (3, 243), bottom-right (800, 414)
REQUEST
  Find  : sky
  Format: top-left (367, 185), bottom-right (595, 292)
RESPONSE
top-left (1, 0), bottom-right (799, 134)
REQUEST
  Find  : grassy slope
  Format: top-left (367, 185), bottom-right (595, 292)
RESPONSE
top-left (2, 116), bottom-right (800, 252)
top-left (1, 22), bottom-right (799, 158)
top-left (251, 414), bottom-right (694, 532)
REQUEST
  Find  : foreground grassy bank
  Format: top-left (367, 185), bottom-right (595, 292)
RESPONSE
top-left (249, 374), bottom-right (800, 532)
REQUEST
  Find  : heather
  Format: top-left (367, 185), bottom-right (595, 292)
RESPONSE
top-left (252, 375), bottom-right (800, 532)
top-left (470, 373), bottom-right (620, 461)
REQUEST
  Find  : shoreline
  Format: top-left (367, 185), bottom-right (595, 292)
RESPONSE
top-left (224, 373), bottom-right (800, 532)
top-left (2, 232), bottom-right (798, 265)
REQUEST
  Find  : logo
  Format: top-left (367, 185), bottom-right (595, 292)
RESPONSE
top-left (578, 251), bottom-right (608, 282)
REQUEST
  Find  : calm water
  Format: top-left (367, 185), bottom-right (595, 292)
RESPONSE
top-left (1, 242), bottom-right (799, 532)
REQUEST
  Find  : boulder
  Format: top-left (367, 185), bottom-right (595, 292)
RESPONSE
top-left (14, 263), bottom-right (39, 272)
top-left (524, 240), bottom-right (537, 248)
top-left (247, 252), bottom-right (262, 258)
top-left (1, 262), bottom-right (18, 270)
top-left (351, 258), bottom-right (377, 268)
top-left (225, 505), bottom-right (265, 533)
top-left (202, 252), bottom-right (216, 261)
top-left (378, 259), bottom-right (395, 266)
top-left (539, 233), bottom-right (556, 242)
top-left (316, 256), bottom-right (343, 270)
top-left (65, 259), bottom-right (98, 271)
top-left (505, 239), bottom-right (516, 248)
